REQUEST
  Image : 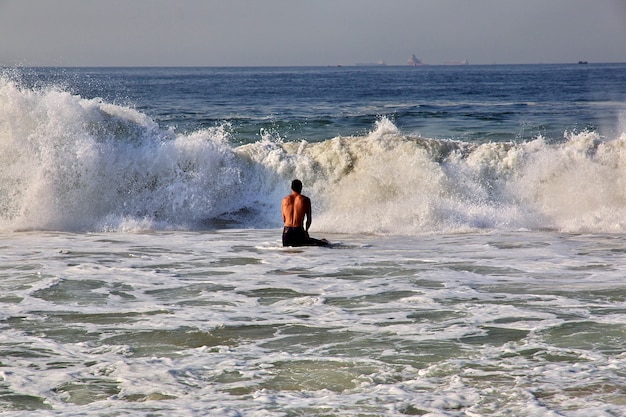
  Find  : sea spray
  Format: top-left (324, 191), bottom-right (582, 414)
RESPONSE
top-left (311, 124), bottom-right (626, 234)
top-left (515, 131), bottom-right (626, 233)
top-left (0, 77), bottom-right (271, 231)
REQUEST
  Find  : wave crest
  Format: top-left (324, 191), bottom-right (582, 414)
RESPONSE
top-left (2, 75), bottom-right (626, 235)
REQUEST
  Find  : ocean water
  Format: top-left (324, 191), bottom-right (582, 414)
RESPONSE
top-left (1, 64), bottom-right (626, 416)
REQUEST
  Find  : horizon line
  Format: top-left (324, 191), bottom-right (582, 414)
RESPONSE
top-left (1, 61), bottom-right (624, 69)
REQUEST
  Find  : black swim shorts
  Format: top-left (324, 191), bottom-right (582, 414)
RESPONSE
top-left (282, 226), bottom-right (308, 247)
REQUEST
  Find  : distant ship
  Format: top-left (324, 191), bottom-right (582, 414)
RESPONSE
top-left (407, 54), bottom-right (425, 66)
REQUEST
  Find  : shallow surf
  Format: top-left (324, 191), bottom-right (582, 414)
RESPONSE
top-left (1, 229), bottom-right (624, 415)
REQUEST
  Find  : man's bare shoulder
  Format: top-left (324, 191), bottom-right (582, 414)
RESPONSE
top-left (297, 194), bottom-right (310, 202)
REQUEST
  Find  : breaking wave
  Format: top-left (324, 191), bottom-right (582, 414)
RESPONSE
top-left (2, 76), bottom-right (626, 235)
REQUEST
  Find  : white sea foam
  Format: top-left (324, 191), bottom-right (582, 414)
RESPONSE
top-left (0, 230), bottom-right (625, 416)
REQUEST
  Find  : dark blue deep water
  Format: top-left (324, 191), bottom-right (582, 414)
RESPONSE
top-left (14, 63), bottom-right (626, 144)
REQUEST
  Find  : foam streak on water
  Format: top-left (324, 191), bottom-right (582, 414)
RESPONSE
top-left (1, 230), bottom-right (625, 416)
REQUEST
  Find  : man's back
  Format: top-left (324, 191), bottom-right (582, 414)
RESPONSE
top-left (282, 193), bottom-right (311, 229)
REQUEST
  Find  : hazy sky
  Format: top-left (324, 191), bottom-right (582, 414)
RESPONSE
top-left (1, 0), bottom-right (625, 66)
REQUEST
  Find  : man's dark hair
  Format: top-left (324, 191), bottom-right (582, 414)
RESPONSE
top-left (291, 179), bottom-right (303, 193)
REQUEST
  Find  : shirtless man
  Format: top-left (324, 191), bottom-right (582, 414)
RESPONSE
top-left (281, 179), bottom-right (329, 247)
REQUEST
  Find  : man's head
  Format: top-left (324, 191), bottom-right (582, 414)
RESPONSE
top-left (291, 179), bottom-right (303, 193)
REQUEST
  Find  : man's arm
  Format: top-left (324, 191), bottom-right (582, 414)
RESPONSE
top-left (280, 198), bottom-right (287, 223)
top-left (281, 197), bottom-right (287, 224)
top-left (304, 197), bottom-right (312, 231)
